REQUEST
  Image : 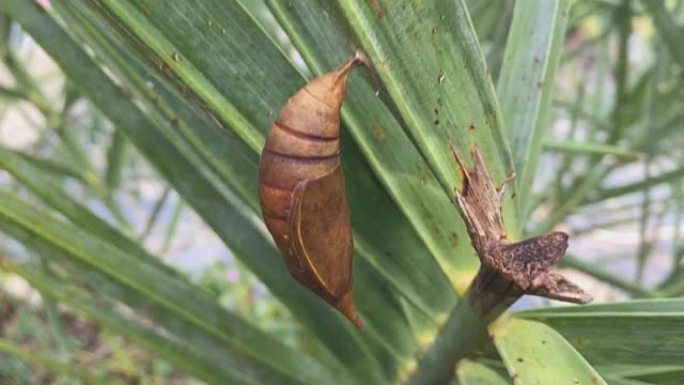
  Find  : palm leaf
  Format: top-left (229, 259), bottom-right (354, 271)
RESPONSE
top-left (1, 0), bottom-right (683, 384)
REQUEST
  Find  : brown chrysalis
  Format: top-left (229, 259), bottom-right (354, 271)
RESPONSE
top-left (258, 54), bottom-right (365, 329)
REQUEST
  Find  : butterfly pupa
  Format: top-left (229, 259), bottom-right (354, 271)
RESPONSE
top-left (258, 53), bottom-right (366, 329)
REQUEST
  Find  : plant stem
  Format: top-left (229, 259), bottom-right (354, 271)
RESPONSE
top-left (405, 267), bottom-right (518, 385)
top-left (139, 187), bottom-right (170, 242)
top-left (409, 148), bottom-right (589, 385)
top-left (607, 0), bottom-right (631, 144)
top-left (587, 165), bottom-right (684, 204)
top-left (36, 254), bottom-right (75, 355)
top-left (535, 158), bottom-right (614, 233)
top-left (160, 198), bottom-right (183, 255)
top-left (636, 157), bottom-right (653, 284)
top-left (542, 139), bottom-right (637, 159)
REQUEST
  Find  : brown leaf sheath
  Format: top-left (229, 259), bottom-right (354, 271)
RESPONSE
top-left (258, 54), bottom-right (365, 329)
top-left (451, 146), bottom-right (591, 313)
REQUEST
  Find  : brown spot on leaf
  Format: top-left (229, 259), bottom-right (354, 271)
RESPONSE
top-left (373, 125), bottom-right (387, 141)
top-left (159, 61), bottom-right (171, 73)
top-left (448, 232), bottom-right (459, 247)
top-left (369, 0), bottom-right (385, 19)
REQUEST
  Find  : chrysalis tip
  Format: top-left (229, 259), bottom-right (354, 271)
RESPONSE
top-left (337, 291), bottom-right (364, 330)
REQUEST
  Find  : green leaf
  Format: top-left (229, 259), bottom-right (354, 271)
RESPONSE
top-left (335, 0), bottom-right (518, 232)
top-left (542, 139), bottom-right (638, 159)
top-left (55, 0), bottom-right (261, 211)
top-left (586, 166), bottom-right (684, 204)
top-left (14, 151), bottom-right (94, 184)
top-left (0, 147), bottom-right (184, 280)
top-left (1, 2), bottom-right (386, 381)
top-left (2, 261), bottom-right (261, 385)
top-left (96, 0), bottom-right (265, 154)
top-left (597, 364), bottom-right (684, 385)
top-left (104, 129), bottom-right (128, 191)
top-left (264, 0), bottom-right (470, 302)
top-left (457, 359), bottom-right (511, 385)
top-left (643, 0), bottom-right (684, 70)
top-left (517, 299), bottom-right (684, 367)
top-left (606, 378), bottom-right (656, 385)
top-left (492, 318), bottom-right (607, 385)
top-left (49, 0), bottom-right (440, 376)
top-left (5, 1), bottom-right (673, 384)
top-left (559, 256), bottom-right (654, 298)
top-left (0, 190), bottom-right (344, 385)
top-left (7, 229), bottom-right (272, 384)
top-left (0, 337), bottom-right (110, 385)
top-left (496, 0), bottom-right (570, 222)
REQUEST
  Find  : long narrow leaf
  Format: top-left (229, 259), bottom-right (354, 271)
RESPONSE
top-left (264, 0), bottom-right (471, 302)
top-left (336, 0), bottom-right (518, 232)
top-left (1, 261), bottom-right (261, 385)
top-left (493, 318), bottom-right (607, 385)
top-left (518, 299), bottom-right (684, 366)
top-left (457, 359), bottom-right (511, 385)
top-left (56, 0), bottom-right (445, 374)
top-left (643, 0), bottom-right (684, 69)
top-left (0, 191), bottom-right (342, 385)
top-left (496, 0), bottom-right (571, 222)
top-left (0, 2), bottom-right (385, 381)
top-left (0, 337), bottom-right (108, 385)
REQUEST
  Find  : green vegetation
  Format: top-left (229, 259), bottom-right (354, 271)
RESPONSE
top-left (0, 0), bottom-right (683, 384)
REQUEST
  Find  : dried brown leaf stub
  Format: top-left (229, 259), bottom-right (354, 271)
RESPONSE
top-left (529, 272), bottom-right (593, 304)
top-left (258, 53), bottom-right (365, 329)
top-left (451, 145), bottom-right (508, 251)
top-left (451, 146), bottom-right (591, 306)
top-left (488, 233), bottom-right (592, 304)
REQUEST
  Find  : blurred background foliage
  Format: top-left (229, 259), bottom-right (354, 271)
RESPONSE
top-left (0, 0), bottom-right (683, 384)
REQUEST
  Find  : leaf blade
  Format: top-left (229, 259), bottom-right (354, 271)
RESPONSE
top-left (517, 299), bottom-right (684, 367)
top-left (493, 318), bottom-right (607, 385)
top-left (0, 190), bottom-right (341, 385)
top-left (336, 0), bottom-right (518, 231)
top-left (496, 0), bottom-right (571, 220)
